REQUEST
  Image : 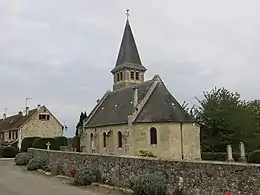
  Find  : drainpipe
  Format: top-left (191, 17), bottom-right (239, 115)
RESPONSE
top-left (180, 102), bottom-right (185, 160)
top-left (180, 121), bottom-right (184, 160)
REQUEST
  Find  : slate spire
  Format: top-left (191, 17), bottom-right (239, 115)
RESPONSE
top-left (111, 10), bottom-right (146, 73)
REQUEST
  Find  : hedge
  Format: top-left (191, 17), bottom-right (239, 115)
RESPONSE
top-left (248, 150), bottom-right (260, 163)
top-left (21, 137), bottom-right (40, 152)
top-left (54, 136), bottom-right (68, 147)
top-left (201, 152), bottom-right (249, 162)
top-left (2, 146), bottom-right (19, 158)
top-left (72, 136), bottom-right (80, 152)
top-left (32, 138), bottom-right (59, 150)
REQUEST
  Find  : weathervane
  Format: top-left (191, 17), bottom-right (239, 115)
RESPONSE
top-left (126, 9), bottom-right (130, 20)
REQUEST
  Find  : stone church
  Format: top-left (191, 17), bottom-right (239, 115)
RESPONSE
top-left (80, 15), bottom-right (201, 160)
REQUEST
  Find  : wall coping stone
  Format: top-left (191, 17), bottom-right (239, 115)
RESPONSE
top-left (28, 148), bottom-right (260, 167)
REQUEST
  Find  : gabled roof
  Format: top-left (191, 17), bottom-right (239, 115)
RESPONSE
top-left (0, 105), bottom-right (63, 132)
top-left (111, 19), bottom-right (146, 73)
top-left (85, 75), bottom-right (194, 128)
top-left (0, 109), bottom-right (37, 131)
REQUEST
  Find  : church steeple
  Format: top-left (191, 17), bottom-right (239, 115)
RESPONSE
top-left (111, 10), bottom-right (147, 90)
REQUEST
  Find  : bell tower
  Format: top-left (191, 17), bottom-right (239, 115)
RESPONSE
top-left (111, 10), bottom-right (147, 90)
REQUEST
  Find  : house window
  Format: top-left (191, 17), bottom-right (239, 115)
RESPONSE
top-left (150, 127), bottom-right (157, 145)
top-left (103, 132), bottom-right (107, 148)
top-left (130, 71), bottom-right (134, 79)
top-left (116, 73), bottom-right (120, 81)
top-left (9, 131), bottom-right (11, 139)
top-left (120, 72), bottom-right (123, 80)
top-left (15, 130), bottom-right (18, 139)
top-left (12, 131), bottom-right (15, 139)
top-left (39, 114), bottom-right (50, 120)
top-left (118, 131), bottom-right (123, 148)
top-left (135, 72), bottom-right (139, 80)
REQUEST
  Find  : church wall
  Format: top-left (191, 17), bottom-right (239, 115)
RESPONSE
top-left (82, 122), bottom-right (201, 160)
top-left (182, 123), bottom-right (201, 160)
top-left (81, 124), bottom-right (129, 155)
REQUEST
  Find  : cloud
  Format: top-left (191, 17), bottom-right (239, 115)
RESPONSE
top-left (0, 0), bottom-right (259, 136)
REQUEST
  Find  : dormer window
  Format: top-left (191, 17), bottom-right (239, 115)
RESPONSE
top-left (39, 114), bottom-right (50, 120)
top-left (135, 72), bottom-right (139, 80)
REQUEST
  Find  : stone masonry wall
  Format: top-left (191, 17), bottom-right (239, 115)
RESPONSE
top-left (28, 148), bottom-right (260, 195)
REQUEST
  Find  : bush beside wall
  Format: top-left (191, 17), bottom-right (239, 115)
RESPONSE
top-left (32, 138), bottom-right (59, 150)
top-left (2, 146), bottom-right (19, 158)
top-left (54, 136), bottom-right (68, 147)
top-left (21, 137), bottom-right (40, 152)
top-left (72, 136), bottom-right (80, 152)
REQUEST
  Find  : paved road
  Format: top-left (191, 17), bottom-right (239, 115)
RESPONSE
top-left (0, 159), bottom-right (104, 195)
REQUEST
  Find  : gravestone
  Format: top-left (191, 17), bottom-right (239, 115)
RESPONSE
top-left (226, 145), bottom-right (234, 162)
top-left (239, 142), bottom-right (247, 163)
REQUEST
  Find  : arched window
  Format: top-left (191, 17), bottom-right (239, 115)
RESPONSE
top-left (118, 131), bottom-right (123, 148)
top-left (103, 132), bottom-right (107, 148)
top-left (90, 133), bottom-right (94, 153)
top-left (150, 127), bottom-right (157, 145)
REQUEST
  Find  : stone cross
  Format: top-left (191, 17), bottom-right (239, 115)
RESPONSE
top-left (46, 141), bottom-right (51, 150)
top-left (239, 142), bottom-right (247, 163)
top-left (226, 145), bottom-right (234, 162)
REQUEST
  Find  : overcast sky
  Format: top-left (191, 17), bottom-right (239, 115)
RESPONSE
top-left (0, 0), bottom-right (259, 136)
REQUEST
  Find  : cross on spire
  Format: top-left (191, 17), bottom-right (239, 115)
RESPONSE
top-left (126, 9), bottom-right (130, 20)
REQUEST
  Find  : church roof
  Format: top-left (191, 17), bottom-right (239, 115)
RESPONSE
top-left (85, 75), bottom-right (194, 128)
top-left (111, 19), bottom-right (146, 73)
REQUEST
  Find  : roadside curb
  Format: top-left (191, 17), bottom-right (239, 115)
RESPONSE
top-left (0, 158), bottom-right (14, 161)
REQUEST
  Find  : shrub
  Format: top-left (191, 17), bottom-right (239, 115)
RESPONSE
top-left (48, 163), bottom-right (65, 175)
top-left (54, 136), bottom-right (68, 147)
top-left (21, 137), bottom-right (40, 152)
top-left (72, 136), bottom-right (80, 152)
top-left (2, 146), bottom-right (19, 158)
top-left (73, 167), bottom-right (101, 186)
top-left (130, 173), bottom-right (167, 195)
top-left (15, 152), bottom-right (32, 165)
top-left (32, 138), bottom-right (59, 150)
top-left (138, 150), bottom-right (157, 158)
top-left (248, 150), bottom-right (260, 163)
top-left (27, 157), bottom-right (44, 171)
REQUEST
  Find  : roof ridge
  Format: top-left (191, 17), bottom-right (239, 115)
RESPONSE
top-left (0, 107), bottom-right (37, 120)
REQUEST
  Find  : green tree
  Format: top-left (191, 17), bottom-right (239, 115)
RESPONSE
top-left (75, 111), bottom-right (88, 136)
top-left (192, 87), bottom-right (260, 153)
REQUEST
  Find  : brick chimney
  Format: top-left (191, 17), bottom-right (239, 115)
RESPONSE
top-left (133, 88), bottom-right (138, 107)
top-left (3, 113), bottom-right (6, 120)
top-left (37, 104), bottom-right (41, 110)
top-left (25, 106), bottom-right (29, 115)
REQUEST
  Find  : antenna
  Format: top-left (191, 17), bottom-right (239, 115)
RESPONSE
top-left (25, 97), bottom-right (32, 108)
